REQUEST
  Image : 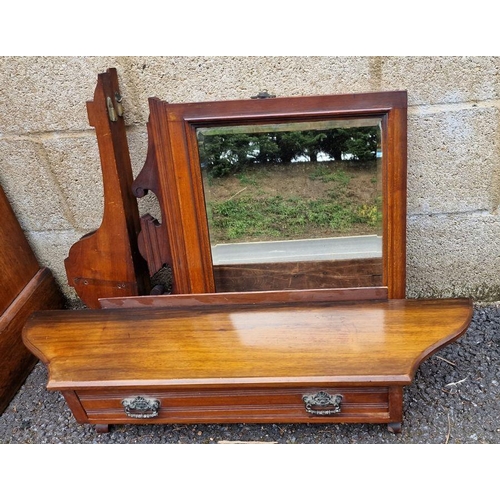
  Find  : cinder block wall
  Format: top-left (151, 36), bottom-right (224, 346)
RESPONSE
top-left (0, 56), bottom-right (499, 303)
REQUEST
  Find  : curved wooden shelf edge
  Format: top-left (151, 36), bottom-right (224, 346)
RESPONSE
top-left (407, 297), bottom-right (473, 381)
top-left (19, 267), bottom-right (66, 367)
top-left (22, 311), bottom-right (52, 367)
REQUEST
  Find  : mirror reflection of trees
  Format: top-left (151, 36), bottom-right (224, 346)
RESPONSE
top-left (198, 124), bottom-right (382, 245)
top-left (198, 127), bottom-right (380, 178)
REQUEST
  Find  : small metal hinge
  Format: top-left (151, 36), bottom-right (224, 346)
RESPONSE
top-left (107, 96), bottom-right (117, 122)
top-left (114, 91), bottom-right (124, 117)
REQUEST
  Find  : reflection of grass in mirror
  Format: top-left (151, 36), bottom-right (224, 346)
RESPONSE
top-left (236, 171), bottom-right (267, 186)
top-left (308, 166), bottom-right (351, 188)
top-left (208, 196), bottom-right (380, 242)
top-left (203, 160), bottom-right (381, 244)
top-left (357, 203), bottom-right (382, 227)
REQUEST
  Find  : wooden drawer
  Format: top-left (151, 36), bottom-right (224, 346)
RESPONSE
top-left (66, 385), bottom-right (402, 428)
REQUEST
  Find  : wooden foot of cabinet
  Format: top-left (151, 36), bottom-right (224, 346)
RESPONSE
top-left (387, 422), bottom-right (402, 434)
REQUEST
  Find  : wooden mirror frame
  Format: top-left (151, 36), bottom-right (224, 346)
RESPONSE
top-left (136, 91), bottom-right (407, 299)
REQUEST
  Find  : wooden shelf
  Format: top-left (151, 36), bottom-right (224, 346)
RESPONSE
top-left (23, 296), bottom-right (472, 432)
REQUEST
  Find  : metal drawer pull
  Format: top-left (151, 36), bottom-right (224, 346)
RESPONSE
top-left (302, 391), bottom-right (342, 416)
top-left (122, 396), bottom-right (160, 419)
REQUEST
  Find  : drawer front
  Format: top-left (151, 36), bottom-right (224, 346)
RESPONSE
top-left (73, 386), bottom-right (396, 425)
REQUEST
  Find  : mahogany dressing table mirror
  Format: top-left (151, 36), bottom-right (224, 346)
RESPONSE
top-left (23, 88), bottom-right (473, 434)
top-left (130, 90), bottom-right (407, 299)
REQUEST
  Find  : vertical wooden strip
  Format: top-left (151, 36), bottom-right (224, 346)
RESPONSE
top-left (148, 98), bottom-right (216, 294)
top-left (388, 386), bottom-right (404, 424)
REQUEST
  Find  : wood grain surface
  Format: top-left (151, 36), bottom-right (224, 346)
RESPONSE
top-left (23, 298), bottom-right (472, 390)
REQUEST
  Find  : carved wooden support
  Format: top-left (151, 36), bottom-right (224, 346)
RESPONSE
top-left (137, 214), bottom-right (169, 277)
top-left (132, 116), bottom-right (174, 291)
top-left (64, 68), bottom-right (150, 308)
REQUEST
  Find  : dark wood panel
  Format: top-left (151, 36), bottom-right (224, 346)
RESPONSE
top-left (0, 182), bottom-right (65, 415)
top-left (213, 258), bottom-right (382, 292)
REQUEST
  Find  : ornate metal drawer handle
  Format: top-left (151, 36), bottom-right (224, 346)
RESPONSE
top-left (122, 396), bottom-right (160, 419)
top-left (302, 391), bottom-right (343, 416)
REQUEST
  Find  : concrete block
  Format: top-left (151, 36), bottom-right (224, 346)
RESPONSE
top-left (41, 133), bottom-right (103, 232)
top-left (1, 57), bottom-right (499, 303)
top-left (25, 229), bottom-right (83, 303)
top-left (116, 56), bottom-right (377, 125)
top-left (407, 106), bottom-right (499, 215)
top-left (381, 56), bottom-right (500, 105)
top-left (127, 125), bottom-right (162, 221)
top-left (407, 212), bottom-right (500, 300)
top-left (0, 139), bottom-right (71, 231)
top-left (127, 125), bottom-right (148, 177)
top-left (0, 56), bottom-right (122, 134)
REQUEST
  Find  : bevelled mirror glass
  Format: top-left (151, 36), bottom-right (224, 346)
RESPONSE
top-left (141, 91), bottom-right (407, 299)
top-left (197, 118), bottom-right (383, 292)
